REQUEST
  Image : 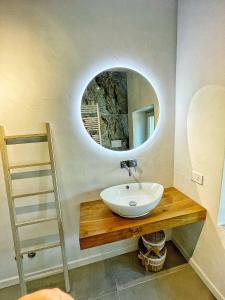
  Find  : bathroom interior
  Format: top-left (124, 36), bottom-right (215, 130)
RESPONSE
top-left (0, 0), bottom-right (225, 299)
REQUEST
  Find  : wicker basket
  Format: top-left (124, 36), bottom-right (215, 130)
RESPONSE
top-left (142, 231), bottom-right (166, 255)
top-left (138, 237), bottom-right (167, 272)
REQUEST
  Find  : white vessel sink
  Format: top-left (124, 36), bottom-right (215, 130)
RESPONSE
top-left (100, 182), bottom-right (164, 218)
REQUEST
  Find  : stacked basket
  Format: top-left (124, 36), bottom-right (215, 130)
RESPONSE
top-left (138, 231), bottom-right (167, 272)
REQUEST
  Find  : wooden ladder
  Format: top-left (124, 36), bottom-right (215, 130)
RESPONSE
top-left (0, 123), bottom-right (70, 295)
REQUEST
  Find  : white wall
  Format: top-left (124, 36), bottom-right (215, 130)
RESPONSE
top-left (173, 1), bottom-right (225, 298)
top-left (0, 0), bottom-right (177, 285)
top-left (218, 158), bottom-right (225, 226)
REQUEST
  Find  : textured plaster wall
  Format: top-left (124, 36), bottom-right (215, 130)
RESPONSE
top-left (0, 0), bottom-right (177, 284)
top-left (173, 1), bottom-right (225, 298)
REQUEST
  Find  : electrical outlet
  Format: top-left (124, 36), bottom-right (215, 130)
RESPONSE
top-left (191, 171), bottom-right (203, 185)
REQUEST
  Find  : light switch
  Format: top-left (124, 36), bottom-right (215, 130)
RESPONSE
top-left (191, 171), bottom-right (203, 185)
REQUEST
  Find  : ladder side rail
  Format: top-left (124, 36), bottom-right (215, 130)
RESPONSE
top-left (0, 126), bottom-right (27, 295)
top-left (96, 103), bottom-right (102, 145)
top-left (45, 123), bottom-right (70, 292)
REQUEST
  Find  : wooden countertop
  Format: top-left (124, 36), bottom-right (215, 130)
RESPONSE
top-left (79, 187), bottom-right (206, 249)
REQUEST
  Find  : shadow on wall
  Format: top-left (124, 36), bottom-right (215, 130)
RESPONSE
top-left (173, 85), bottom-right (225, 294)
top-left (173, 221), bottom-right (204, 260)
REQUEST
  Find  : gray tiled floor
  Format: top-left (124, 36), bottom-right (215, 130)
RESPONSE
top-left (0, 242), bottom-right (215, 300)
top-left (118, 266), bottom-right (215, 300)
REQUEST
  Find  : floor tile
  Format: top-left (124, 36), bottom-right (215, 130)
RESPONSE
top-left (27, 272), bottom-right (65, 292)
top-left (0, 284), bottom-right (20, 300)
top-left (69, 259), bottom-right (116, 300)
top-left (119, 279), bottom-right (161, 300)
top-left (119, 264), bottom-right (215, 300)
top-left (154, 264), bottom-right (216, 300)
top-left (92, 291), bottom-right (120, 300)
top-left (111, 241), bottom-right (186, 290)
top-left (163, 241), bottom-right (187, 268)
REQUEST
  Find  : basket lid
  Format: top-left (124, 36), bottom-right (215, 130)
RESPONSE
top-left (142, 231), bottom-right (165, 244)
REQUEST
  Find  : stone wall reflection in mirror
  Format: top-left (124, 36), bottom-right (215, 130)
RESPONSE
top-left (81, 68), bottom-right (159, 151)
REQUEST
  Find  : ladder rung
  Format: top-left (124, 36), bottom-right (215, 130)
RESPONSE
top-left (9, 162), bottom-right (51, 169)
top-left (4, 133), bottom-right (47, 145)
top-left (22, 241), bottom-right (61, 255)
top-left (11, 169), bottom-right (52, 180)
top-left (12, 190), bottom-right (54, 199)
top-left (85, 126), bottom-right (99, 130)
top-left (15, 202), bottom-right (55, 215)
top-left (20, 234), bottom-right (60, 255)
top-left (16, 216), bottom-right (57, 227)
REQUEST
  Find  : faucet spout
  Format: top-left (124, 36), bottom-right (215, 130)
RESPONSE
top-left (124, 165), bottom-right (131, 176)
top-left (131, 171), bottom-right (142, 190)
top-left (120, 160), bottom-right (142, 189)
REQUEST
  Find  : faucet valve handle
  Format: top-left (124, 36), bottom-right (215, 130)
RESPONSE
top-left (120, 161), bottom-right (127, 168)
top-left (129, 160), bottom-right (137, 168)
top-left (120, 160), bottom-right (137, 168)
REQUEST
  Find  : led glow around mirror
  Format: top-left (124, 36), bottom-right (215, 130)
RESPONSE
top-left (81, 68), bottom-right (159, 151)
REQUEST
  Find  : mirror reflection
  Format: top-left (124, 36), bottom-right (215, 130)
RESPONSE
top-left (81, 68), bottom-right (159, 151)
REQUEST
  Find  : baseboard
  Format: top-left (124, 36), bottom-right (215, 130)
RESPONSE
top-left (172, 238), bottom-right (225, 300)
top-left (0, 244), bottom-right (137, 289)
top-left (189, 258), bottom-right (225, 300)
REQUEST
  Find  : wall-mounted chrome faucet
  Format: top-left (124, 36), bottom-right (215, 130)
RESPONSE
top-left (120, 160), bottom-right (137, 176)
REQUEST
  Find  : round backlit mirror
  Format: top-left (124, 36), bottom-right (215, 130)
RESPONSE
top-left (81, 68), bottom-right (159, 151)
